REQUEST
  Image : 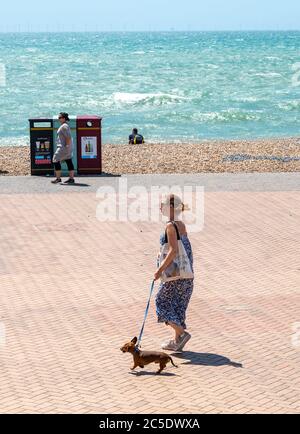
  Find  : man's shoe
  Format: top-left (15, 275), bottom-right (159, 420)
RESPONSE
top-left (51, 178), bottom-right (62, 184)
top-left (61, 178), bottom-right (75, 185)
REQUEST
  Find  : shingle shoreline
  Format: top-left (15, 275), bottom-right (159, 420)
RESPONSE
top-left (0, 138), bottom-right (299, 176)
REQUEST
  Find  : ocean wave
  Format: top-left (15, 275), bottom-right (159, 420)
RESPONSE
top-left (265, 56), bottom-right (281, 60)
top-left (253, 72), bottom-right (282, 78)
top-left (278, 100), bottom-right (300, 111)
top-left (193, 110), bottom-right (261, 123)
top-left (232, 96), bottom-right (262, 103)
top-left (112, 92), bottom-right (187, 106)
top-left (206, 64), bottom-right (220, 69)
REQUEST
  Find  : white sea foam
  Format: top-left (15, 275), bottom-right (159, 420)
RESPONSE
top-left (193, 110), bottom-right (261, 123)
top-left (278, 100), bottom-right (300, 111)
top-left (253, 72), bottom-right (282, 78)
top-left (112, 92), bottom-right (187, 105)
top-left (206, 64), bottom-right (219, 69)
top-left (0, 136), bottom-right (29, 147)
top-left (233, 96), bottom-right (261, 103)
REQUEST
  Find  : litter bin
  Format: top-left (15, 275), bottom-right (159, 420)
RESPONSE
top-left (53, 115), bottom-right (78, 176)
top-left (77, 115), bottom-right (102, 175)
top-left (29, 118), bottom-right (54, 176)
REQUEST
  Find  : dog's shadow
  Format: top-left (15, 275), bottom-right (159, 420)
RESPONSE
top-left (129, 352), bottom-right (242, 376)
top-left (173, 351), bottom-right (243, 368)
top-left (130, 371), bottom-right (177, 377)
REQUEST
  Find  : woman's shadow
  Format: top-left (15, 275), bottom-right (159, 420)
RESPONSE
top-left (174, 351), bottom-right (243, 368)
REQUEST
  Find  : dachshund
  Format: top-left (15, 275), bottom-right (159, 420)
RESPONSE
top-left (120, 337), bottom-right (178, 374)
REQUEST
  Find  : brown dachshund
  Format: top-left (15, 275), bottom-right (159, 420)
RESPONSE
top-left (120, 337), bottom-right (178, 374)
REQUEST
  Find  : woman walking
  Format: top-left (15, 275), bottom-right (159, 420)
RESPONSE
top-left (51, 112), bottom-right (75, 185)
top-left (154, 194), bottom-right (194, 352)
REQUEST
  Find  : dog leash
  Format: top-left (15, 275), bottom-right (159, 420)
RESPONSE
top-left (136, 279), bottom-right (155, 350)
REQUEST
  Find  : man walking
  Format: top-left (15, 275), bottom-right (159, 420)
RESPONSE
top-left (51, 112), bottom-right (75, 184)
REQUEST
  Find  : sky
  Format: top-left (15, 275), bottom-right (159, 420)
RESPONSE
top-left (0, 0), bottom-right (300, 32)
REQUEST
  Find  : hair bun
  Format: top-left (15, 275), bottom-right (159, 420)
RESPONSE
top-left (161, 194), bottom-right (189, 213)
top-left (182, 203), bottom-right (190, 212)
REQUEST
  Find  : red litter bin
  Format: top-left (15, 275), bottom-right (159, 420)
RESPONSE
top-left (77, 115), bottom-right (102, 175)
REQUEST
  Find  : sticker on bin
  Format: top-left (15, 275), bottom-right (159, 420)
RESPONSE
top-left (81, 137), bottom-right (97, 159)
top-left (35, 156), bottom-right (51, 165)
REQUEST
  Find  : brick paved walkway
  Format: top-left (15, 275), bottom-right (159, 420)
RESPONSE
top-left (0, 175), bottom-right (299, 413)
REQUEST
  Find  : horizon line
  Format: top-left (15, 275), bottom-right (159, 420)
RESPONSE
top-left (0, 29), bottom-right (300, 34)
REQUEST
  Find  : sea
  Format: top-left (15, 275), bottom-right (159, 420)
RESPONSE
top-left (0, 31), bottom-right (300, 146)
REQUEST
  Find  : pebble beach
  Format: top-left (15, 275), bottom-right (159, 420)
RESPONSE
top-left (0, 138), bottom-right (299, 176)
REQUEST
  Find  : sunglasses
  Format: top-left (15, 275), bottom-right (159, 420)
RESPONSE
top-left (58, 116), bottom-right (64, 119)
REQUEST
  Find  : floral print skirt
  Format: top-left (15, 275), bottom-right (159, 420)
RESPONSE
top-left (155, 278), bottom-right (194, 330)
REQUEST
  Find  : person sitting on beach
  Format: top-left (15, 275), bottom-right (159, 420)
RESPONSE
top-left (128, 128), bottom-right (145, 145)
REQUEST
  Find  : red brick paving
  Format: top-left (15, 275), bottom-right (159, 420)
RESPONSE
top-left (0, 190), bottom-right (299, 413)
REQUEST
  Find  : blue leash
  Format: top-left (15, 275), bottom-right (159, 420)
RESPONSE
top-left (136, 280), bottom-right (155, 350)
